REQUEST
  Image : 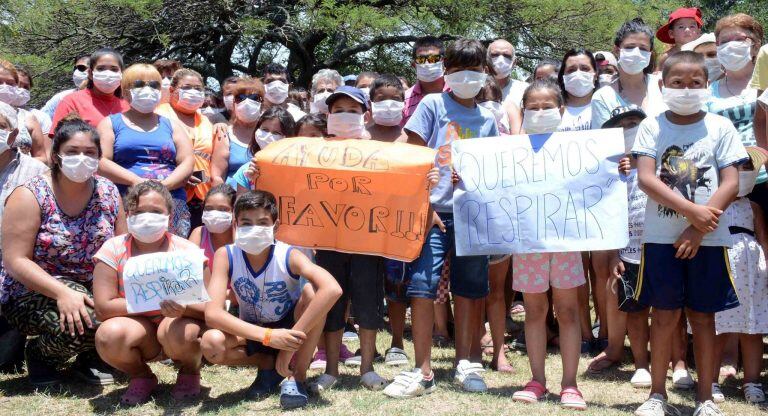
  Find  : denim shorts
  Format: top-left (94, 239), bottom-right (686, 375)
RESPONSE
top-left (406, 212), bottom-right (489, 300)
top-left (384, 259), bottom-right (409, 303)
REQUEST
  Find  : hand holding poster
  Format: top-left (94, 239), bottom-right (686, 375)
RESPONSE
top-left (123, 249), bottom-right (209, 314)
top-left (255, 137), bottom-right (436, 261)
top-left (452, 129), bottom-right (628, 255)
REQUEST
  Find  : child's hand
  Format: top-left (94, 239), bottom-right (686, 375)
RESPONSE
top-left (609, 253), bottom-right (625, 279)
top-left (426, 167), bottom-right (439, 190)
top-left (673, 226), bottom-right (704, 259)
top-left (245, 157), bottom-right (260, 181)
top-left (684, 203), bottom-right (722, 233)
top-left (431, 211), bottom-right (446, 233)
top-left (451, 169), bottom-right (460, 184)
top-left (618, 157), bottom-right (631, 176)
top-left (159, 300), bottom-right (186, 318)
top-left (275, 350), bottom-right (295, 378)
top-left (267, 328), bottom-right (306, 351)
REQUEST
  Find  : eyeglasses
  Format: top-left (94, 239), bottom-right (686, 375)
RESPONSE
top-left (132, 80), bottom-right (161, 90)
top-left (236, 93), bottom-right (262, 102)
top-left (415, 54), bottom-right (443, 65)
top-left (74, 65), bottom-right (88, 72)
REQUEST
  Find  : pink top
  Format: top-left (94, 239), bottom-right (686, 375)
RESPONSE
top-left (51, 89), bottom-right (128, 133)
top-left (200, 227), bottom-right (215, 267)
top-left (401, 80), bottom-right (449, 127)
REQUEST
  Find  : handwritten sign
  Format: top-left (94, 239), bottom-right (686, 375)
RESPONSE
top-left (452, 129), bottom-right (629, 255)
top-left (255, 137), bottom-right (436, 261)
top-left (123, 249), bottom-right (209, 313)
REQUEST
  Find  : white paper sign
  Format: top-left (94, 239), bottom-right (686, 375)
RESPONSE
top-left (452, 129), bottom-right (629, 255)
top-left (123, 249), bottom-right (209, 313)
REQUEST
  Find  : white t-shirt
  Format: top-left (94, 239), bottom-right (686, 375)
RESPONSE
top-left (591, 74), bottom-right (666, 129)
top-left (619, 170), bottom-right (647, 264)
top-left (558, 104), bottom-right (592, 132)
top-left (631, 112), bottom-right (749, 247)
top-left (501, 79), bottom-right (529, 108)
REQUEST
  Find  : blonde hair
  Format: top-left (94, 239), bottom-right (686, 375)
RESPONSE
top-left (0, 59), bottom-right (18, 84)
top-left (121, 64), bottom-right (162, 99)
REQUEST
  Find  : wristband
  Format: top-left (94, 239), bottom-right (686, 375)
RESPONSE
top-left (263, 328), bottom-right (273, 346)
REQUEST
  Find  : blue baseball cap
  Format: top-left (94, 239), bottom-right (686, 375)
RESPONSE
top-left (326, 86), bottom-right (369, 111)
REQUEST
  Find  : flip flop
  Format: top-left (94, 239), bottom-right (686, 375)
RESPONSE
top-left (586, 355), bottom-right (618, 374)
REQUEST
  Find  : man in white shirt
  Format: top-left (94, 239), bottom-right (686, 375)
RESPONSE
top-left (488, 39), bottom-right (529, 107)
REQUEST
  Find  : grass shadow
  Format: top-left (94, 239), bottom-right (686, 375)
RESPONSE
top-left (0, 373), bottom-right (106, 400)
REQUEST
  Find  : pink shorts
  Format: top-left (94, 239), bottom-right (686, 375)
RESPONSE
top-left (512, 252), bottom-right (585, 293)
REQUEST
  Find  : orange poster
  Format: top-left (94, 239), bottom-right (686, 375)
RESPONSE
top-left (255, 137), bottom-right (436, 261)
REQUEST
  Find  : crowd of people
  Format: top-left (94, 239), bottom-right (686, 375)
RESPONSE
top-left (0, 6), bottom-right (766, 416)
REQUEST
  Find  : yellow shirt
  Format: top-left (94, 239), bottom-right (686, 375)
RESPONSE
top-left (156, 103), bottom-right (214, 201)
top-left (749, 44), bottom-right (768, 91)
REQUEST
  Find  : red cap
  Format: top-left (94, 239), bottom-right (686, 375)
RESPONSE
top-left (656, 7), bottom-right (703, 45)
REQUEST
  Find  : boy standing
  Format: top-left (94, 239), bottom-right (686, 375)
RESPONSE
top-left (632, 51), bottom-right (748, 416)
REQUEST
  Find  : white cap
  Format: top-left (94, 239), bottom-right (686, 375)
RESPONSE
top-left (594, 51), bottom-right (617, 68)
top-left (681, 33), bottom-right (716, 52)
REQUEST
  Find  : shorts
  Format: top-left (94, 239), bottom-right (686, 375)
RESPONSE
top-left (617, 262), bottom-right (646, 313)
top-left (636, 244), bottom-right (739, 313)
top-left (316, 250), bottom-right (383, 331)
top-left (245, 306), bottom-right (296, 356)
top-left (512, 252), bottom-right (585, 293)
top-left (406, 212), bottom-right (489, 299)
top-left (384, 260), bottom-right (409, 304)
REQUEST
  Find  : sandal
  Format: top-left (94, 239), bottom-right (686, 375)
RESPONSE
top-left (743, 383), bottom-right (765, 404)
top-left (120, 375), bottom-right (158, 406)
top-left (560, 386), bottom-right (587, 410)
top-left (512, 380), bottom-right (548, 403)
top-left (171, 373), bottom-right (201, 401)
top-left (586, 353), bottom-right (619, 375)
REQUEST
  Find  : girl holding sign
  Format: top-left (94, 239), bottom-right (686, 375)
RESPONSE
top-left (93, 180), bottom-right (210, 405)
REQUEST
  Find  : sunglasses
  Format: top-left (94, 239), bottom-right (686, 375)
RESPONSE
top-left (132, 80), bottom-right (161, 89)
top-left (415, 54), bottom-right (443, 65)
top-left (74, 65), bottom-right (88, 72)
top-left (236, 93), bottom-right (262, 102)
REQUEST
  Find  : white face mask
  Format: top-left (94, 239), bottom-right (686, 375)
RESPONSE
top-left (661, 87), bottom-right (710, 116)
top-left (623, 126), bottom-right (639, 154)
top-left (371, 99), bottom-right (405, 126)
top-left (0, 84), bottom-right (16, 105)
top-left (236, 98), bottom-right (261, 123)
top-left (59, 153), bottom-right (99, 183)
top-left (598, 74), bottom-right (618, 87)
top-left (563, 70), bottom-right (595, 98)
top-left (0, 130), bottom-right (11, 154)
top-left (327, 112), bottom-right (365, 138)
top-left (176, 89), bottom-right (205, 112)
top-left (223, 94), bottom-right (234, 111)
top-left (264, 80), bottom-right (289, 104)
top-left (254, 128), bottom-right (283, 149)
top-left (161, 77), bottom-right (172, 91)
top-left (311, 91), bottom-right (331, 114)
top-left (738, 169), bottom-right (758, 197)
top-left (130, 87), bottom-right (161, 114)
top-left (202, 210), bottom-right (233, 234)
top-left (444, 70), bottom-right (486, 99)
top-left (478, 101), bottom-right (505, 123)
top-left (235, 225), bottom-right (274, 254)
top-left (492, 55), bottom-right (514, 79)
top-left (128, 213), bottom-right (169, 243)
top-left (92, 70), bottom-right (122, 94)
top-left (704, 58), bottom-right (724, 82)
top-left (13, 87), bottom-right (30, 107)
top-left (522, 108), bottom-right (562, 134)
top-left (717, 40), bottom-right (752, 72)
top-left (200, 106), bottom-right (221, 116)
top-left (73, 69), bottom-right (88, 88)
top-left (416, 61), bottom-right (444, 83)
top-left (619, 48), bottom-right (651, 75)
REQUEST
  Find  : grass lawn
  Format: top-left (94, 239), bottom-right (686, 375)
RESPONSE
top-left (1, 322), bottom-right (766, 415)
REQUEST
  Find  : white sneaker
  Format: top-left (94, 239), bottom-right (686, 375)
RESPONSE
top-left (711, 383), bottom-right (725, 403)
top-left (383, 368), bottom-right (436, 399)
top-left (693, 400), bottom-right (725, 416)
top-left (453, 360), bottom-right (487, 393)
top-left (631, 368), bottom-right (652, 388)
top-left (307, 373), bottom-right (337, 394)
top-left (743, 382), bottom-right (765, 403)
top-left (672, 368), bottom-right (695, 390)
top-left (634, 393), bottom-right (681, 416)
top-left (361, 371), bottom-right (387, 391)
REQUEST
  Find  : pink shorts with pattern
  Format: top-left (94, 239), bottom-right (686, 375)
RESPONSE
top-left (512, 252), bottom-right (585, 293)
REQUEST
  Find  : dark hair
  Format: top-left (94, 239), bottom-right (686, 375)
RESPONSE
top-left (476, 76), bottom-right (502, 103)
top-left (534, 59), bottom-right (561, 83)
top-left (445, 39), bottom-right (491, 73)
top-left (296, 113), bottom-right (327, 136)
top-left (662, 51), bottom-right (706, 81)
top-left (235, 190), bottom-right (278, 222)
top-left (204, 183), bottom-right (236, 207)
top-left (557, 49), bottom-right (598, 101)
top-left (51, 115), bottom-right (102, 178)
top-left (153, 59), bottom-right (182, 75)
top-left (15, 66), bottom-right (32, 89)
top-left (74, 55), bottom-right (91, 65)
top-left (522, 79), bottom-right (565, 108)
top-left (262, 63), bottom-right (290, 82)
top-left (412, 36), bottom-right (445, 59)
top-left (221, 76), bottom-right (241, 90)
top-left (614, 18), bottom-right (655, 74)
top-left (370, 74), bottom-right (405, 101)
top-left (125, 180), bottom-right (173, 215)
top-left (249, 106), bottom-right (296, 155)
top-left (88, 47), bottom-right (125, 96)
top-left (355, 71), bottom-right (380, 86)
top-left (204, 88), bottom-right (222, 107)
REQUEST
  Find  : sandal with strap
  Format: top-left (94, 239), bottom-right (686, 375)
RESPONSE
top-left (171, 373), bottom-right (201, 401)
top-left (560, 386), bottom-right (587, 410)
top-left (120, 376), bottom-right (158, 406)
top-left (512, 380), bottom-right (548, 404)
top-left (743, 383), bottom-right (765, 404)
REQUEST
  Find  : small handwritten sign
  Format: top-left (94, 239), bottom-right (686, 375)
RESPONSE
top-left (123, 249), bottom-right (209, 313)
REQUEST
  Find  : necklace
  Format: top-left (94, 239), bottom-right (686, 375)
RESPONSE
top-left (723, 75), bottom-right (741, 98)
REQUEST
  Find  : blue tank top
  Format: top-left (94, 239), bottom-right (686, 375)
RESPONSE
top-left (110, 113), bottom-right (185, 200)
top-left (225, 126), bottom-right (251, 188)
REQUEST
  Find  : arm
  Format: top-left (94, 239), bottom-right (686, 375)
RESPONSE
top-left (188, 226), bottom-right (203, 246)
top-left (114, 197), bottom-right (128, 235)
top-left (210, 123), bottom-right (230, 186)
top-left (755, 91), bottom-right (767, 149)
top-left (96, 117), bottom-right (145, 186)
top-left (162, 119), bottom-right (194, 191)
top-left (92, 261), bottom-right (129, 320)
top-left (504, 101), bottom-right (523, 135)
top-left (405, 129), bottom-right (426, 146)
top-left (287, 249), bottom-right (342, 334)
top-left (751, 201), bottom-right (768, 253)
top-left (26, 115), bottom-right (50, 162)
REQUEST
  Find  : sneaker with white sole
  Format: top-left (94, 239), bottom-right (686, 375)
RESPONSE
top-left (672, 368), bottom-right (694, 389)
top-left (711, 383), bottom-right (725, 403)
top-left (453, 360), bottom-right (487, 393)
top-left (383, 368), bottom-right (436, 399)
top-left (631, 368), bottom-right (652, 388)
top-left (634, 393), bottom-right (681, 416)
top-left (692, 400), bottom-right (725, 416)
top-left (743, 382), bottom-right (765, 403)
top-left (307, 373), bottom-right (337, 394)
top-left (361, 371), bottom-right (387, 391)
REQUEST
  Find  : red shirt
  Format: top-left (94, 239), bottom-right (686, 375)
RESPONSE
top-left (401, 80), bottom-right (449, 127)
top-left (51, 88), bottom-right (128, 134)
